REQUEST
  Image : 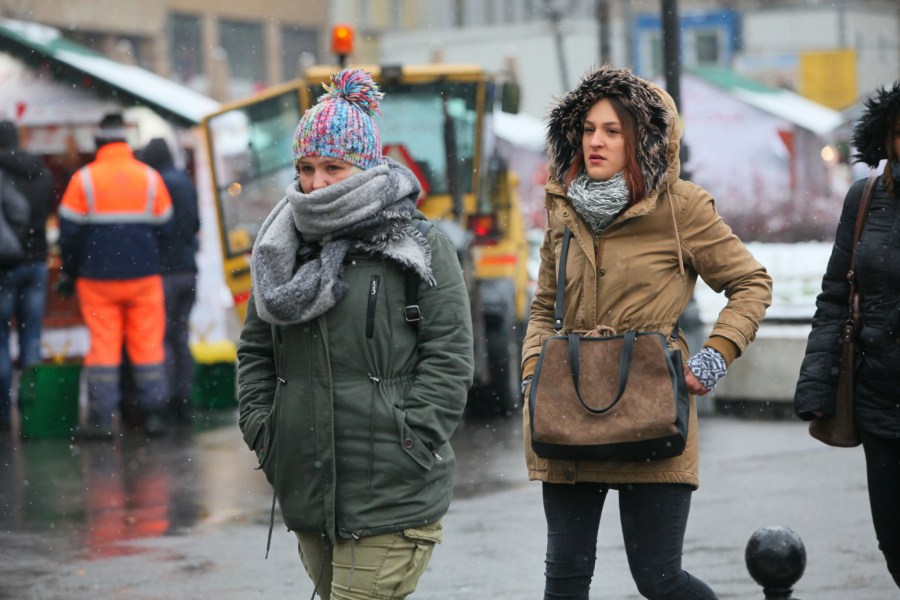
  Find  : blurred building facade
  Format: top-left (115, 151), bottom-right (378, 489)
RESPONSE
top-left (0, 0), bottom-right (328, 100)
top-left (346, 0), bottom-right (899, 114)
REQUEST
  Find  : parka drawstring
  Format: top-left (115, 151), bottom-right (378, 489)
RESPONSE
top-left (308, 534), bottom-right (327, 600)
top-left (264, 373), bottom-right (284, 559)
top-left (664, 177), bottom-right (686, 282)
top-left (367, 375), bottom-right (380, 488)
top-left (347, 533), bottom-right (359, 590)
top-left (265, 488), bottom-right (277, 559)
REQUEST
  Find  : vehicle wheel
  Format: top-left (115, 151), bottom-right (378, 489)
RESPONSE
top-left (477, 315), bottom-right (522, 416)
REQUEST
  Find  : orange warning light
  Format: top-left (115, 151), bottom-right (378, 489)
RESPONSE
top-left (331, 24), bottom-right (355, 56)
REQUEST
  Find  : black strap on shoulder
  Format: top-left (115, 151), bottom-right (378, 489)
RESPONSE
top-left (405, 220), bottom-right (433, 327)
top-left (554, 227), bottom-right (572, 332)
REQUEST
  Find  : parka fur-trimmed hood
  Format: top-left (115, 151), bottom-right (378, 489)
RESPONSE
top-left (852, 81), bottom-right (900, 167)
top-left (547, 67), bottom-right (673, 193)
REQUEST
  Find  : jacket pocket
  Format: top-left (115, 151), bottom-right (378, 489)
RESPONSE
top-left (254, 383), bottom-right (281, 479)
top-left (392, 406), bottom-right (434, 471)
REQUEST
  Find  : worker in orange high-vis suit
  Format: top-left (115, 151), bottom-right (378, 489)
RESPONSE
top-left (57, 113), bottom-right (173, 440)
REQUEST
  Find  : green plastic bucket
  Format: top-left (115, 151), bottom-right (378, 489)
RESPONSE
top-left (191, 362), bottom-right (237, 410)
top-left (190, 341), bottom-right (238, 411)
top-left (18, 363), bottom-right (81, 439)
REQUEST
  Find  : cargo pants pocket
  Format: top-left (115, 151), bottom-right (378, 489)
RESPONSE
top-left (327, 520), bottom-right (441, 600)
top-left (387, 519), bottom-right (442, 599)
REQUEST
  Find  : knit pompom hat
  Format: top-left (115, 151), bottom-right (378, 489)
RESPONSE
top-left (293, 69), bottom-right (384, 170)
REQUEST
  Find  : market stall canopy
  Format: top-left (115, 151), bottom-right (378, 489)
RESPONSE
top-left (691, 67), bottom-right (842, 136)
top-left (0, 18), bottom-right (219, 127)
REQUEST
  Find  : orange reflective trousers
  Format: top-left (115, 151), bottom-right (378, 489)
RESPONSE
top-left (76, 275), bottom-right (165, 367)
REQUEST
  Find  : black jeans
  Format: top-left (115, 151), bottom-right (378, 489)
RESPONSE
top-left (861, 432), bottom-right (900, 579)
top-left (543, 482), bottom-right (718, 600)
top-left (163, 272), bottom-right (197, 415)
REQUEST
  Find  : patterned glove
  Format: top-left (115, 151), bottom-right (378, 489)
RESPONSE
top-left (685, 348), bottom-right (728, 392)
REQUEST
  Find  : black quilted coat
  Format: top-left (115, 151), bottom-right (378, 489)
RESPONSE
top-left (795, 173), bottom-right (900, 438)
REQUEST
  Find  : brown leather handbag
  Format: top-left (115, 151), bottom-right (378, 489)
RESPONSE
top-left (528, 224), bottom-right (690, 462)
top-left (808, 173), bottom-right (878, 448)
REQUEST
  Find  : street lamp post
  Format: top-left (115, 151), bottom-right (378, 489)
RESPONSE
top-left (661, 0), bottom-right (681, 112)
top-left (597, 0), bottom-right (611, 66)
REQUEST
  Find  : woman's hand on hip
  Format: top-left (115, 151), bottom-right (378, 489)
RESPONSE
top-left (684, 364), bottom-right (710, 396)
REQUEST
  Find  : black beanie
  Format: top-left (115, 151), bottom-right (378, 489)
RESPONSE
top-left (95, 112), bottom-right (127, 147)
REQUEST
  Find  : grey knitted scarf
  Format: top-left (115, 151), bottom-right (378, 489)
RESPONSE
top-left (251, 158), bottom-right (434, 325)
top-left (567, 171), bottom-right (631, 235)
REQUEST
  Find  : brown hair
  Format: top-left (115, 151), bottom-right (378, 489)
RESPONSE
top-left (564, 96), bottom-right (646, 208)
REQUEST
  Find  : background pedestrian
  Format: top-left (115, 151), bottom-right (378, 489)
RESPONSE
top-left (522, 67), bottom-right (772, 600)
top-left (795, 82), bottom-right (900, 591)
top-left (0, 120), bottom-right (46, 430)
top-left (141, 138), bottom-right (200, 425)
top-left (58, 113), bottom-right (173, 439)
top-left (237, 69), bottom-right (474, 600)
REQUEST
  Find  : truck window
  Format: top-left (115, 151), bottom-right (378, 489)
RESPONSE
top-left (307, 80), bottom-right (479, 196)
top-left (375, 81), bottom-right (478, 195)
top-left (207, 90), bottom-right (301, 257)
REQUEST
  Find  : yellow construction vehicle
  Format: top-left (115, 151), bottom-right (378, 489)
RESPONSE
top-left (201, 59), bottom-right (529, 414)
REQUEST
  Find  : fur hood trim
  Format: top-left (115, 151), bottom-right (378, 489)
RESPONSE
top-left (546, 67), bottom-right (673, 193)
top-left (853, 82), bottom-right (900, 167)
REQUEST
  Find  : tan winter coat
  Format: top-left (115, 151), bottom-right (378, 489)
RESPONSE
top-left (522, 83), bottom-right (772, 488)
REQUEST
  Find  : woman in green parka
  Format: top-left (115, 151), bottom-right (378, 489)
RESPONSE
top-left (237, 69), bottom-right (474, 600)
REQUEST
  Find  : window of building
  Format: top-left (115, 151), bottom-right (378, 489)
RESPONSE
top-left (219, 19), bottom-right (266, 83)
top-left (453, 0), bottom-right (465, 27)
top-left (645, 31), bottom-right (663, 77)
top-left (282, 27), bottom-right (318, 81)
top-left (485, 0), bottom-right (497, 25)
top-left (694, 29), bottom-right (721, 65)
top-left (392, 0), bottom-right (402, 29)
top-left (504, 0), bottom-right (516, 23)
top-left (170, 14), bottom-right (203, 83)
top-left (358, 0), bottom-right (369, 28)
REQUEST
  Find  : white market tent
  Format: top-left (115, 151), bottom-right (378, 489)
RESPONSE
top-left (0, 19), bottom-right (232, 354)
top-left (0, 18), bottom-right (219, 127)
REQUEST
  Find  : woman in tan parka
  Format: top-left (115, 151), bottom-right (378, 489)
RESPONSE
top-left (522, 68), bottom-right (772, 600)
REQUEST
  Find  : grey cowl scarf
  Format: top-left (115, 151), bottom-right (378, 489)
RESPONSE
top-left (251, 157), bottom-right (434, 325)
top-left (567, 171), bottom-right (631, 235)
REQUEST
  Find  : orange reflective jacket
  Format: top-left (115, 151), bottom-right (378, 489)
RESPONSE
top-left (58, 142), bottom-right (173, 280)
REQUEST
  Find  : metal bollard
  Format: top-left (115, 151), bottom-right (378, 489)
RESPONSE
top-left (745, 526), bottom-right (806, 600)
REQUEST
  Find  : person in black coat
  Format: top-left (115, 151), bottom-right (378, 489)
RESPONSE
top-left (0, 120), bottom-right (53, 429)
top-left (795, 83), bottom-right (900, 590)
top-left (141, 139), bottom-right (200, 424)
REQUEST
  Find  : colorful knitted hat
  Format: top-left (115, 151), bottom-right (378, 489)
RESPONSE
top-left (293, 69), bottom-right (384, 170)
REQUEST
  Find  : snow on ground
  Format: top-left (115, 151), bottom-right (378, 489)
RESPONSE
top-left (695, 241), bottom-right (832, 324)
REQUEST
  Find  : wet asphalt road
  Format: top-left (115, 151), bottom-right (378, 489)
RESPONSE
top-left (0, 409), bottom-right (894, 600)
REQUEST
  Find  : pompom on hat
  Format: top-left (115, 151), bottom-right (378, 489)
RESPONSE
top-left (293, 69), bottom-right (384, 170)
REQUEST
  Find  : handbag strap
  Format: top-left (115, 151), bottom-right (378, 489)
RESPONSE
top-left (846, 173), bottom-right (879, 334)
top-left (567, 330), bottom-right (637, 414)
top-left (553, 227), bottom-right (573, 332)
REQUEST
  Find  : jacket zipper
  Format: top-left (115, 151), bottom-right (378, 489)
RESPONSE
top-left (366, 275), bottom-right (380, 339)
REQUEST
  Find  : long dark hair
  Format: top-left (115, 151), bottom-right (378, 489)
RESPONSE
top-left (564, 97), bottom-right (646, 208)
